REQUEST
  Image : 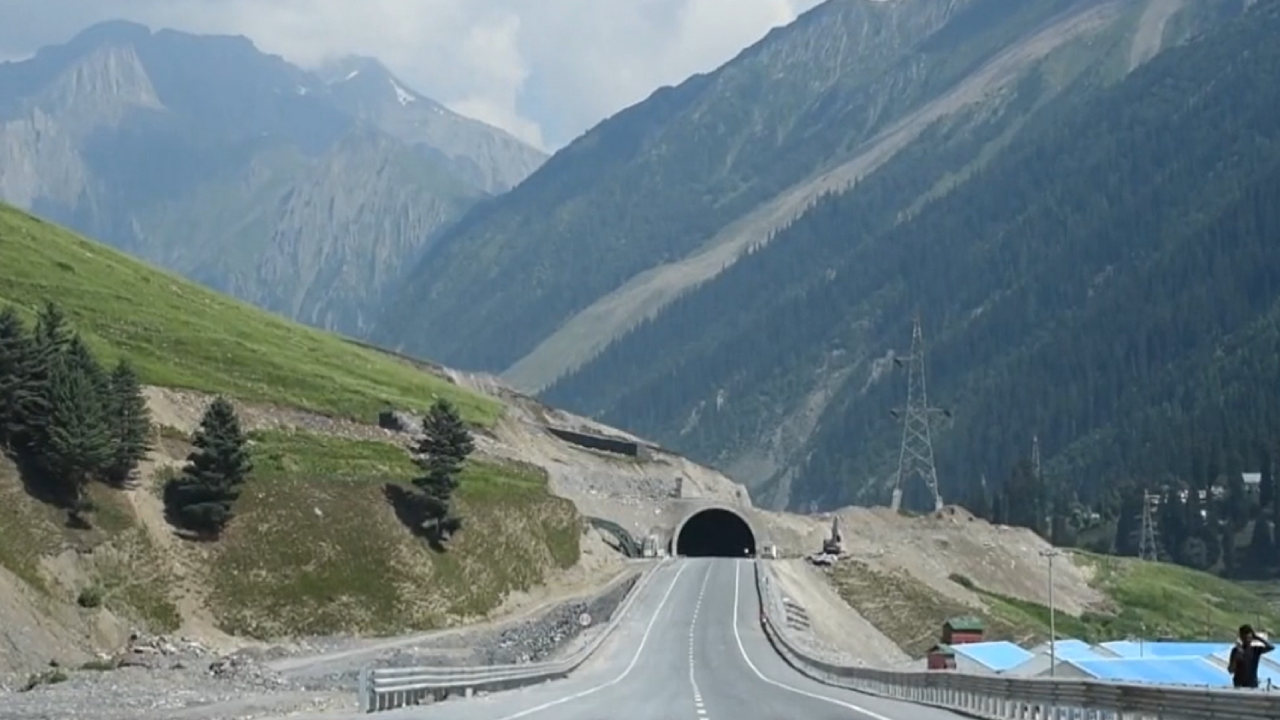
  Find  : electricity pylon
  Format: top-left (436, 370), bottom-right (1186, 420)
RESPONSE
top-left (1138, 490), bottom-right (1160, 562)
top-left (1032, 435), bottom-right (1042, 483)
top-left (889, 315), bottom-right (950, 513)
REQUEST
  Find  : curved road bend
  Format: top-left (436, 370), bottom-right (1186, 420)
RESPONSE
top-left (368, 558), bottom-right (968, 720)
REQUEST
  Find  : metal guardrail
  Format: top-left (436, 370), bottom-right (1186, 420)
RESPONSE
top-left (356, 559), bottom-right (665, 712)
top-left (752, 561), bottom-right (1280, 719)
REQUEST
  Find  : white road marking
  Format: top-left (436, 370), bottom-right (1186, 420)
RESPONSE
top-left (689, 566), bottom-right (712, 716)
top-left (729, 560), bottom-right (896, 720)
top-left (490, 561), bottom-right (690, 720)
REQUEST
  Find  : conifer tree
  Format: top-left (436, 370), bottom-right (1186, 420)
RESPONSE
top-left (412, 399), bottom-right (474, 542)
top-left (1247, 518), bottom-right (1274, 575)
top-left (0, 306), bottom-right (34, 446)
top-left (33, 301), bottom-right (71, 355)
top-left (164, 396), bottom-right (251, 536)
top-left (22, 301), bottom-right (72, 448)
top-left (43, 351), bottom-right (112, 509)
top-left (105, 359), bottom-right (152, 486)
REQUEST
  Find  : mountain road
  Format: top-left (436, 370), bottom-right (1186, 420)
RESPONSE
top-left (328, 558), bottom-right (966, 720)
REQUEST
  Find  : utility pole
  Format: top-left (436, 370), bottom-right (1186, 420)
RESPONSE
top-left (1041, 548), bottom-right (1061, 675)
top-left (890, 315), bottom-right (949, 513)
top-left (1138, 490), bottom-right (1159, 562)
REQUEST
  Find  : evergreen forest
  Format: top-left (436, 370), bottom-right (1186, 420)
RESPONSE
top-left (545, 0), bottom-right (1280, 580)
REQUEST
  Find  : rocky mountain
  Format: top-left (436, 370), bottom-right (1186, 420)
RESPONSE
top-left (543, 0), bottom-right (1280, 512)
top-left (374, 0), bottom-right (1264, 511)
top-left (374, 0), bottom-right (1197, 380)
top-left (320, 56), bottom-right (546, 195)
top-left (0, 20), bottom-right (546, 337)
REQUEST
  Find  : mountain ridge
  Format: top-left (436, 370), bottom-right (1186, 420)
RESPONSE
top-left (503, 0), bottom-right (1132, 393)
top-left (375, 0), bottom-right (1200, 387)
top-left (0, 20), bottom-right (545, 340)
top-left (543, 0), bottom-right (1279, 514)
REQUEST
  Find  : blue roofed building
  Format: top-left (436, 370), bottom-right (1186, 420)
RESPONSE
top-left (1097, 640), bottom-right (1231, 659)
top-left (1008, 638), bottom-right (1113, 676)
top-left (950, 641), bottom-right (1035, 674)
top-left (1032, 639), bottom-right (1112, 661)
top-left (1055, 656), bottom-right (1234, 687)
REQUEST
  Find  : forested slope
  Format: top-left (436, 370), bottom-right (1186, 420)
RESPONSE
top-left (545, 0), bottom-right (1280, 516)
top-left (378, 0), bottom-right (1149, 376)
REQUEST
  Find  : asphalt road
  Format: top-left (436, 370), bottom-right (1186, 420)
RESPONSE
top-left (354, 557), bottom-right (967, 720)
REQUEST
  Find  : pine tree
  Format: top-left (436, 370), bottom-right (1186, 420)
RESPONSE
top-left (1260, 446), bottom-right (1275, 511)
top-left (33, 301), bottom-right (72, 355)
top-left (43, 352), bottom-right (112, 510)
top-left (104, 359), bottom-right (152, 486)
top-left (0, 306), bottom-right (34, 446)
top-left (1247, 518), bottom-right (1274, 576)
top-left (1225, 457), bottom-right (1248, 530)
top-left (21, 301), bottom-right (72, 449)
top-left (1002, 458), bottom-right (1041, 533)
top-left (65, 334), bottom-right (109, 400)
top-left (1220, 519), bottom-right (1238, 577)
top-left (412, 399), bottom-right (474, 543)
top-left (164, 397), bottom-right (252, 536)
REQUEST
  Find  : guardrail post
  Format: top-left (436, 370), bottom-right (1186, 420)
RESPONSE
top-left (358, 666), bottom-right (371, 713)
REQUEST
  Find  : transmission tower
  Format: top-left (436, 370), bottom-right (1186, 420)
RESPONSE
top-left (1032, 435), bottom-right (1042, 482)
top-left (889, 315), bottom-right (949, 513)
top-left (1138, 490), bottom-right (1160, 562)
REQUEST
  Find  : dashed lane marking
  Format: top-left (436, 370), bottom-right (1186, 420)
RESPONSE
top-left (689, 564), bottom-right (713, 718)
top-left (489, 561), bottom-right (690, 720)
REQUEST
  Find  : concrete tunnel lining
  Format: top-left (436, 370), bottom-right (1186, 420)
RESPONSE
top-left (672, 505), bottom-right (758, 557)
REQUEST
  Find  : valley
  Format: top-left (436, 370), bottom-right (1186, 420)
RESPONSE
top-left (3, 198), bottom-right (1278, 717)
top-left (4, 0), bottom-right (1280, 717)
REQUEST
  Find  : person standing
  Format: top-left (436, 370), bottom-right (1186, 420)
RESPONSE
top-left (1229, 624), bottom-right (1275, 689)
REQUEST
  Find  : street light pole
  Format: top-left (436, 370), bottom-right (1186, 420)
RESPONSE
top-left (1041, 548), bottom-right (1062, 676)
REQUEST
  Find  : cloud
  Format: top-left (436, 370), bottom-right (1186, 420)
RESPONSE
top-left (0, 0), bottom-right (823, 150)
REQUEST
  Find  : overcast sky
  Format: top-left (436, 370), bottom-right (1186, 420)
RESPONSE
top-left (0, 0), bottom-right (824, 150)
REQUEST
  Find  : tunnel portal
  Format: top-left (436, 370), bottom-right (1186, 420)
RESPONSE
top-left (674, 507), bottom-right (757, 557)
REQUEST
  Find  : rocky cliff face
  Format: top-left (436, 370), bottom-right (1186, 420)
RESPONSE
top-left (0, 20), bottom-right (545, 339)
top-left (322, 56), bottom-right (546, 195)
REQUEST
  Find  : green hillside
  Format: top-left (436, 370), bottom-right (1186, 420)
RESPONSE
top-left (832, 552), bottom-right (1280, 657)
top-left (545, 0), bottom-right (1280, 527)
top-left (0, 204), bottom-right (587, 649)
top-left (0, 204), bottom-right (500, 425)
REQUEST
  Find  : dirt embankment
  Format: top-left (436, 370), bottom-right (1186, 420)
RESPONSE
top-left (4, 370), bottom-right (1109, 686)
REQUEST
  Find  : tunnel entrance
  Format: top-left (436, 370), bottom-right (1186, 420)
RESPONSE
top-left (674, 508), bottom-right (756, 557)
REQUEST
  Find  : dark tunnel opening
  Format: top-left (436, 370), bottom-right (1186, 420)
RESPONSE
top-left (675, 508), bottom-right (756, 557)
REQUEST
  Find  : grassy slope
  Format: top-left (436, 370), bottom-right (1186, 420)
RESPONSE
top-left (0, 203), bottom-right (580, 639)
top-left (0, 458), bottom-right (182, 631)
top-left (830, 551), bottom-right (1280, 657)
top-left (0, 204), bottom-right (501, 425)
top-left (204, 432), bottom-right (578, 638)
